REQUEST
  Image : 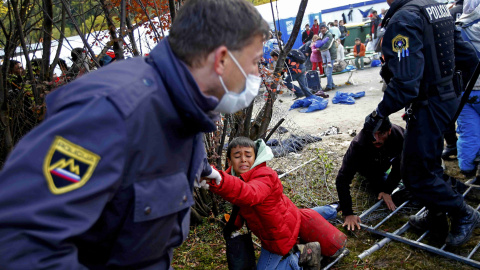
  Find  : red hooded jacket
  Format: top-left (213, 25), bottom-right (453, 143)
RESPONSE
top-left (209, 163), bottom-right (301, 256)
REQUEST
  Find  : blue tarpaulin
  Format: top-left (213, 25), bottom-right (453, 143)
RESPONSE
top-left (290, 96), bottom-right (329, 112)
top-left (332, 91), bottom-right (365, 104)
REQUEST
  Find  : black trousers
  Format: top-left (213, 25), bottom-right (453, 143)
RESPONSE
top-left (402, 95), bottom-right (464, 213)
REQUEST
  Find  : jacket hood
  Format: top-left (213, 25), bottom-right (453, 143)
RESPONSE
top-left (457, 4), bottom-right (480, 24)
top-left (230, 139), bottom-right (274, 177)
top-left (252, 139), bottom-right (274, 169)
top-left (148, 38), bottom-right (218, 133)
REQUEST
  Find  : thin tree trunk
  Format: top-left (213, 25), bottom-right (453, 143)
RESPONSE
top-left (41, 0), bottom-right (53, 82)
top-left (252, 0), bottom-right (308, 140)
top-left (50, 7), bottom-right (66, 79)
top-left (120, 0), bottom-right (126, 48)
top-left (10, 0), bottom-right (39, 103)
top-left (99, 0), bottom-right (124, 60)
top-left (0, 66), bottom-right (13, 162)
top-left (215, 116), bottom-right (229, 169)
top-left (168, 0), bottom-right (176, 22)
top-left (126, 18), bottom-right (140, 56)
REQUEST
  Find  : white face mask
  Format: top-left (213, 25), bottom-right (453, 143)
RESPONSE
top-left (214, 51), bottom-right (261, 114)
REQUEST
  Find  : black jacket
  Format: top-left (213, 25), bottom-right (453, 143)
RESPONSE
top-left (335, 124), bottom-right (405, 216)
top-left (302, 30), bottom-right (314, 44)
top-left (371, 17), bottom-right (382, 37)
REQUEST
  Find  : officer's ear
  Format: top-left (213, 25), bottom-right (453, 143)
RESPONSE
top-left (388, 128), bottom-right (392, 136)
top-left (213, 46), bottom-right (229, 76)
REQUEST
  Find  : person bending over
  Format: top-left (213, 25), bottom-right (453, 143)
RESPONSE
top-left (336, 117), bottom-right (404, 231)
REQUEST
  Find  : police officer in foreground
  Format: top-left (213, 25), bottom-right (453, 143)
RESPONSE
top-left (0, 0), bottom-right (269, 268)
top-left (364, 0), bottom-right (480, 246)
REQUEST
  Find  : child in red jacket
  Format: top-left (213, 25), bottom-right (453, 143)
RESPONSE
top-left (206, 137), bottom-right (347, 270)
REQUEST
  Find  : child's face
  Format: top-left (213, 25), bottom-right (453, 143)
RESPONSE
top-left (228, 146), bottom-right (256, 175)
top-left (355, 40), bottom-right (361, 45)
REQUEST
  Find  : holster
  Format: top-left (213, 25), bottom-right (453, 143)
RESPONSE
top-left (453, 70), bottom-right (464, 97)
top-left (380, 65), bottom-right (393, 84)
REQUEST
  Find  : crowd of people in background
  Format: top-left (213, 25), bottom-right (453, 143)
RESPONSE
top-left (3, 47), bottom-right (117, 98)
top-left (262, 8), bottom-right (387, 99)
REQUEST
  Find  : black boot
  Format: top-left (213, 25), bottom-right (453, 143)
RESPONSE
top-left (446, 202), bottom-right (480, 246)
top-left (461, 169), bottom-right (477, 178)
top-left (409, 210), bottom-right (449, 241)
top-left (441, 144), bottom-right (457, 161)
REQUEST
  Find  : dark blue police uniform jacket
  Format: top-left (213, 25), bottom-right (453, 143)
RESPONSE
top-left (376, 0), bottom-right (478, 213)
top-left (0, 39), bottom-right (217, 269)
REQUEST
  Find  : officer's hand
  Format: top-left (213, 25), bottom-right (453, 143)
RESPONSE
top-left (342, 215), bottom-right (361, 231)
top-left (364, 110), bottom-right (384, 141)
top-left (205, 167), bottom-right (222, 185)
top-left (194, 179), bottom-right (209, 190)
top-left (378, 192), bottom-right (397, 211)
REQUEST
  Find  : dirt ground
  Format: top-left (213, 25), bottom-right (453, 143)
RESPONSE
top-left (276, 65), bottom-right (406, 134)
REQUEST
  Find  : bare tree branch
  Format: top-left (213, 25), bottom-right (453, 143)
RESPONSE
top-left (59, 0), bottom-right (100, 67)
top-left (50, 5), bottom-right (66, 79)
top-left (99, 0), bottom-right (124, 60)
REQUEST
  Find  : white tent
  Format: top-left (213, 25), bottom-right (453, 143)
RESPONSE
top-left (5, 16), bottom-right (168, 75)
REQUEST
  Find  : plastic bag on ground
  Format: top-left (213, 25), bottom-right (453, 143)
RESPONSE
top-left (300, 98), bottom-right (329, 113)
top-left (289, 98), bottom-right (313, 110)
top-left (332, 91), bottom-right (365, 104)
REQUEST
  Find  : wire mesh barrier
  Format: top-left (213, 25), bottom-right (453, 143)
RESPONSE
top-left (357, 178), bottom-right (480, 268)
top-left (1, 86), bottom-right (45, 168)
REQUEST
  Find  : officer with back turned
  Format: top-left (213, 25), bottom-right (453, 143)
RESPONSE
top-left (364, 0), bottom-right (480, 246)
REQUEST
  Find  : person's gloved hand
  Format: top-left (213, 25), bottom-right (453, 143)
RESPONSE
top-left (364, 110), bottom-right (384, 141)
top-left (194, 179), bottom-right (209, 190)
top-left (205, 167), bottom-right (222, 185)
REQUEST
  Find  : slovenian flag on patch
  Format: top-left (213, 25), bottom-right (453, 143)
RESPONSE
top-left (50, 168), bottom-right (81, 183)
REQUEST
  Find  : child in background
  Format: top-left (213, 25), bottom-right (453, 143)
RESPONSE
top-left (310, 35), bottom-right (323, 73)
top-left (206, 137), bottom-right (346, 270)
top-left (319, 34), bottom-right (333, 68)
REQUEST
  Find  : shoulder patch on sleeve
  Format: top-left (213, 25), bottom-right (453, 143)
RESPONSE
top-left (43, 136), bottom-right (101, 195)
top-left (392, 34), bottom-right (409, 52)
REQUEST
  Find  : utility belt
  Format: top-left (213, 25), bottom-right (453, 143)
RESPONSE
top-left (425, 78), bottom-right (460, 100)
top-left (404, 73), bottom-right (461, 122)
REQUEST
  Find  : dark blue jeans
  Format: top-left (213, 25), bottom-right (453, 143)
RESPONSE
top-left (285, 68), bottom-right (313, 98)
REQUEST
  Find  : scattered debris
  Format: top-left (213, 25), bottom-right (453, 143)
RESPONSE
top-left (277, 126), bottom-right (289, 134)
top-left (320, 126), bottom-right (341, 136)
top-left (348, 129), bottom-right (357, 137)
top-left (267, 134), bottom-right (322, 158)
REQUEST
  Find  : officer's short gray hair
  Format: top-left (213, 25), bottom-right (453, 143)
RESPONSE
top-left (169, 0), bottom-right (270, 67)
